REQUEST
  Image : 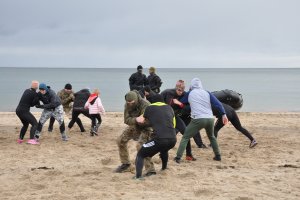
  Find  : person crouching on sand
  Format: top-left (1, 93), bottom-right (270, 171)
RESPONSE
top-left (16, 80), bottom-right (40, 144)
top-left (34, 83), bottom-right (68, 142)
top-left (134, 94), bottom-right (177, 180)
top-left (84, 89), bottom-right (105, 136)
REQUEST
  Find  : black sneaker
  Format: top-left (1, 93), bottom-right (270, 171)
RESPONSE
top-left (174, 157), bottom-right (181, 164)
top-left (114, 164), bottom-right (131, 173)
top-left (144, 171), bottom-right (157, 177)
top-left (198, 144), bottom-right (207, 148)
top-left (213, 155), bottom-right (221, 161)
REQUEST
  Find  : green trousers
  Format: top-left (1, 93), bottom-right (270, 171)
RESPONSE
top-left (176, 118), bottom-right (220, 158)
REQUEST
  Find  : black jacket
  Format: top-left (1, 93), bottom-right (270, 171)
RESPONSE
top-left (73, 89), bottom-right (90, 110)
top-left (147, 73), bottom-right (162, 93)
top-left (160, 88), bottom-right (186, 115)
top-left (16, 88), bottom-right (39, 112)
top-left (129, 72), bottom-right (148, 91)
top-left (38, 88), bottom-right (61, 110)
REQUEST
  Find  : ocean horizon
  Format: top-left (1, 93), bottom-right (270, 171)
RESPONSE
top-left (1, 67), bottom-right (299, 112)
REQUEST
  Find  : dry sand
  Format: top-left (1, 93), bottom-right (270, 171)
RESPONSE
top-left (0, 112), bottom-right (300, 200)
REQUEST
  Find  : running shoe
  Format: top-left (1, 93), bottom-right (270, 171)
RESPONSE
top-left (17, 139), bottom-right (23, 144)
top-left (249, 139), bottom-right (258, 148)
top-left (213, 155), bottom-right (221, 161)
top-left (185, 156), bottom-right (197, 161)
top-left (27, 139), bottom-right (40, 145)
top-left (61, 132), bottom-right (68, 141)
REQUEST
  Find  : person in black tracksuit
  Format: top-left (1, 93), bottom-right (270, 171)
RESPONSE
top-left (161, 84), bottom-right (198, 161)
top-left (147, 66), bottom-right (162, 93)
top-left (213, 103), bottom-right (257, 148)
top-left (135, 94), bottom-right (177, 179)
top-left (16, 81), bottom-right (40, 143)
top-left (129, 65), bottom-right (148, 91)
top-left (68, 88), bottom-right (91, 131)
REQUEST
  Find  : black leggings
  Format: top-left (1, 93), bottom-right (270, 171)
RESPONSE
top-left (135, 138), bottom-right (176, 178)
top-left (214, 111), bottom-right (254, 141)
top-left (90, 114), bottom-right (102, 127)
top-left (68, 110), bottom-right (90, 131)
top-left (16, 111), bottom-right (38, 139)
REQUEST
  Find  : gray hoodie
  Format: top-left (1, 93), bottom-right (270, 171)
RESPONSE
top-left (188, 78), bottom-right (213, 119)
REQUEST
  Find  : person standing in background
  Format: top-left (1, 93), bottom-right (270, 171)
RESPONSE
top-left (129, 65), bottom-right (148, 91)
top-left (147, 66), bottom-right (162, 93)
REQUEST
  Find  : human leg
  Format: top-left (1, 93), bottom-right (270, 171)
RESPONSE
top-left (115, 126), bottom-right (140, 172)
top-left (35, 109), bottom-right (52, 140)
top-left (231, 113), bottom-right (254, 141)
top-left (176, 116), bottom-right (194, 157)
top-left (137, 129), bottom-right (156, 174)
top-left (89, 114), bottom-right (97, 136)
top-left (175, 119), bottom-right (201, 160)
top-left (48, 116), bottom-right (55, 132)
top-left (16, 112), bottom-right (29, 140)
top-left (204, 118), bottom-right (221, 160)
top-left (160, 138), bottom-right (176, 170)
top-left (52, 105), bottom-right (67, 141)
top-left (214, 117), bottom-right (224, 138)
top-left (135, 139), bottom-right (160, 178)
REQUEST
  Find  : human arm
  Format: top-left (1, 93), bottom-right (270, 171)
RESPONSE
top-left (209, 92), bottom-right (228, 125)
top-left (97, 98), bottom-right (105, 115)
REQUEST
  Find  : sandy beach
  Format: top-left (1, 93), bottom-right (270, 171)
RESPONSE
top-left (0, 111), bottom-right (299, 200)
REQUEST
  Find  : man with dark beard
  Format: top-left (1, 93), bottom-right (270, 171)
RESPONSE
top-left (115, 90), bottom-right (156, 177)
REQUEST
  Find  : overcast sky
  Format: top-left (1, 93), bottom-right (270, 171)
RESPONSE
top-left (0, 0), bottom-right (299, 68)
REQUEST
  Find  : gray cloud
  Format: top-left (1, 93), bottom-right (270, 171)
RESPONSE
top-left (0, 0), bottom-right (300, 67)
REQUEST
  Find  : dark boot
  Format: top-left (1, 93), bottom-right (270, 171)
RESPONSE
top-left (114, 164), bottom-right (131, 173)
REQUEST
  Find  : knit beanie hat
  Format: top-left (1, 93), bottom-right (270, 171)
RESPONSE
top-left (125, 91), bottom-right (138, 102)
top-left (137, 65), bottom-right (143, 70)
top-left (39, 83), bottom-right (48, 91)
top-left (64, 83), bottom-right (72, 90)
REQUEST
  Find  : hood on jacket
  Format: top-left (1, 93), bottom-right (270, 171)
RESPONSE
top-left (87, 93), bottom-right (98, 103)
top-left (190, 78), bottom-right (203, 90)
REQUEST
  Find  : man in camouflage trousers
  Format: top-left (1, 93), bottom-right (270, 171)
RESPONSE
top-left (115, 90), bottom-right (156, 176)
top-left (48, 83), bottom-right (74, 132)
top-left (34, 83), bottom-right (68, 142)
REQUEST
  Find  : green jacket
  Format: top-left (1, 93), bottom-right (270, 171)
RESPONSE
top-left (124, 90), bottom-right (150, 126)
top-left (57, 89), bottom-right (75, 108)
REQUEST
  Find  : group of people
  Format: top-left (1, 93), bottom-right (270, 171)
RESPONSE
top-left (114, 65), bottom-right (257, 179)
top-left (16, 65), bottom-right (257, 180)
top-left (16, 81), bottom-right (105, 145)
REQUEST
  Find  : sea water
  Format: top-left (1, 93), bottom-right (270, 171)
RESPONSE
top-left (0, 67), bottom-right (299, 112)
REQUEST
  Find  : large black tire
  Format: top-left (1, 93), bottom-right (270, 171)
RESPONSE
top-left (211, 89), bottom-right (243, 110)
